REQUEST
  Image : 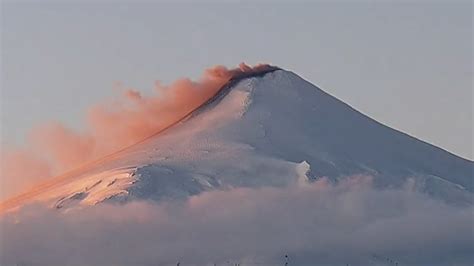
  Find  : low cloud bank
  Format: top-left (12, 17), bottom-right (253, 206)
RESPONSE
top-left (0, 63), bottom-right (275, 200)
top-left (1, 177), bottom-right (472, 266)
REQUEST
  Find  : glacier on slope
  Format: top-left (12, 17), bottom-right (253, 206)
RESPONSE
top-left (1, 69), bottom-right (472, 211)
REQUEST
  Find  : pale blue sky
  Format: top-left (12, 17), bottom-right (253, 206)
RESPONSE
top-left (1, 1), bottom-right (472, 159)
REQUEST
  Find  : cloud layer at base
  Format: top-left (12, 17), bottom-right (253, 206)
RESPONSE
top-left (1, 177), bottom-right (472, 266)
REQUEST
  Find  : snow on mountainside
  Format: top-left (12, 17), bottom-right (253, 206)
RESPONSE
top-left (1, 69), bottom-right (472, 212)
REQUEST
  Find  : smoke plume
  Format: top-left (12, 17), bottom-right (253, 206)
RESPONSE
top-left (0, 63), bottom-right (276, 200)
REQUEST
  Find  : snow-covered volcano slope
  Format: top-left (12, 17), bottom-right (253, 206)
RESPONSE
top-left (1, 69), bottom-right (472, 211)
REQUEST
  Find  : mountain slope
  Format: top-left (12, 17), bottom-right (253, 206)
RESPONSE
top-left (1, 69), bottom-right (472, 212)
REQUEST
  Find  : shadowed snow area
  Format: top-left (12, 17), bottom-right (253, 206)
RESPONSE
top-left (124, 69), bottom-right (473, 205)
top-left (0, 69), bottom-right (473, 265)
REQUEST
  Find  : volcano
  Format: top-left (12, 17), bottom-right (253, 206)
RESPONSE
top-left (1, 67), bottom-right (472, 212)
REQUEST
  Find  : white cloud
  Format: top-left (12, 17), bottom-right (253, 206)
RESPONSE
top-left (1, 177), bottom-right (472, 266)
